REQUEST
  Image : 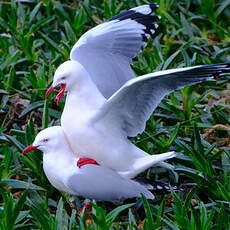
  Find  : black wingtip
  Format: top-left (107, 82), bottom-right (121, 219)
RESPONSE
top-left (149, 3), bottom-right (159, 11)
top-left (135, 178), bottom-right (184, 193)
top-left (199, 62), bottom-right (230, 79)
top-left (107, 4), bottom-right (159, 22)
top-left (150, 182), bottom-right (184, 193)
top-left (178, 62), bottom-right (230, 83)
top-left (108, 4), bottom-right (161, 42)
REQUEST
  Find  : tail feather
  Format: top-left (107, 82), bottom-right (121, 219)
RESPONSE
top-left (155, 161), bottom-right (175, 170)
top-left (119, 151), bottom-right (176, 178)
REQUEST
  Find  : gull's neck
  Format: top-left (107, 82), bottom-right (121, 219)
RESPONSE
top-left (43, 140), bottom-right (76, 168)
top-left (42, 138), bottom-right (78, 195)
top-left (65, 73), bottom-right (106, 112)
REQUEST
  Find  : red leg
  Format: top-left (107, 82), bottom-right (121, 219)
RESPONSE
top-left (78, 199), bottom-right (92, 219)
top-left (77, 158), bottom-right (100, 168)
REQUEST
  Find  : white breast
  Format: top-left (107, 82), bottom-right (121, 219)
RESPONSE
top-left (43, 153), bottom-right (77, 195)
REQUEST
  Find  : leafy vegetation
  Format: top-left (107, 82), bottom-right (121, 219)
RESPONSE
top-left (0, 0), bottom-right (229, 229)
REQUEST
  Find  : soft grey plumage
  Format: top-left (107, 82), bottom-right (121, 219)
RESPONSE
top-left (67, 165), bottom-right (154, 202)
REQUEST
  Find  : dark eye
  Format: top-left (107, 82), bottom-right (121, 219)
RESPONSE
top-left (43, 138), bottom-right (49, 142)
top-left (61, 77), bottom-right (66, 80)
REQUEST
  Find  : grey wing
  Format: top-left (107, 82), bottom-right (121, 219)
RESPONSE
top-left (70, 4), bottom-right (160, 98)
top-left (99, 63), bottom-right (230, 137)
top-left (67, 165), bottom-right (154, 202)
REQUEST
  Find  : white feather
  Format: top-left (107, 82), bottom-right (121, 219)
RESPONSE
top-left (131, 5), bottom-right (152, 14)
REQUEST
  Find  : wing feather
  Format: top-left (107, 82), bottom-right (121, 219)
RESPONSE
top-left (67, 165), bottom-right (154, 202)
top-left (70, 4), bottom-right (160, 98)
top-left (98, 63), bottom-right (230, 137)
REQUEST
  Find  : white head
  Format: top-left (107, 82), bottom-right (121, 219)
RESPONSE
top-left (22, 126), bottom-right (100, 168)
top-left (22, 126), bottom-right (66, 154)
top-left (45, 60), bottom-right (90, 104)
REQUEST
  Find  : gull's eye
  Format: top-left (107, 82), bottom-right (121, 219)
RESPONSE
top-left (61, 76), bottom-right (66, 80)
top-left (43, 138), bottom-right (49, 143)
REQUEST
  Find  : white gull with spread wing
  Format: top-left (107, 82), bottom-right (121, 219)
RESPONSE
top-left (47, 61), bottom-right (230, 178)
top-left (45, 4), bottom-right (230, 178)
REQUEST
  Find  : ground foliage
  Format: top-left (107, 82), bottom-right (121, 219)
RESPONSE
top-left (0, 0), bottom-right (230, 229)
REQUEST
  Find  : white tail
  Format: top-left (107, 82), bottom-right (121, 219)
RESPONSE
top-left (119, 151), bottom-right (176, 178)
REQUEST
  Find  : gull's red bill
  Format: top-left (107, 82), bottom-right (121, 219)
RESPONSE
top-left (22, 145), bottom-right (38, 154)
top-left (56, 84), bottom-right (66, 105)
top-left (45, 84), bottom-right (66, 105)
top-left (45, 86), bottom-right (55, 98)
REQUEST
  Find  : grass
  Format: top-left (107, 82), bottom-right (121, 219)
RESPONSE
top-left (0, 0), bottom-right (230, 229)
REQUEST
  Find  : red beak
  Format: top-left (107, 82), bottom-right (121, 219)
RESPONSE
top-left (45, 84), bottom-right (66, 105)
top-left (56, 84), bottom-right (66, 105)
top-left (45, 86), bottom-right (55, 98)
top-left (22, 145), bottom-right (38, 154)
